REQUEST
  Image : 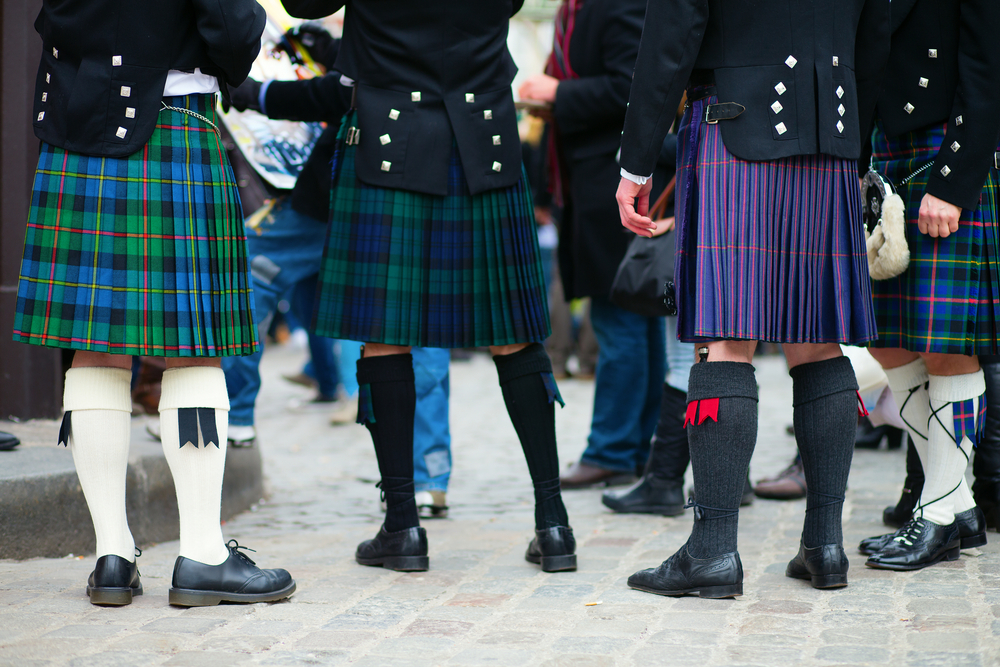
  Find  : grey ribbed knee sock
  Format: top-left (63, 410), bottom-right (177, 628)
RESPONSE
top-left (685, 362), bottom-right (758, 558)
top-left (790, 357), bottom-right (859, 548)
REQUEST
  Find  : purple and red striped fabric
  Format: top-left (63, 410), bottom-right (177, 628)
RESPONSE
top-left (674, 94), bottom-right (877, 345)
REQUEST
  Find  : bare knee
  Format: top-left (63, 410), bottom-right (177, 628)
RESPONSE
top-left (490, 343), bottom-right (530, 357)
top-left (700, 340), bottom-right (757, 364)
top-left (782, 342), bottom-right (842, 369)
top-left (363, 343), bottom-right (412, 357)
top-left (164, 357), bottom-right (222, 369)
top-left (921, 353), bottom-right (979, 376)
top-left (71, 351), bottom-right (132, 370)
top-left (868, 347), bottom-right (920, 370)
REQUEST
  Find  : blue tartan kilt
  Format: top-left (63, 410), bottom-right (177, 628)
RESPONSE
top-left (869, 121), bottom-right (1000, 355)
top-left (674, 92), bottom-right (878, 345)
top-left (313, 113), bottom-right (550, 348)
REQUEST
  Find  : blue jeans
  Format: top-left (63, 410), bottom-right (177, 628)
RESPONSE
top-left (292, 276), bottom-right (338, 398)
top-left (580, 296), bottom-right (666, 473)
top-left (224, 200), bottom-right (331, 427)
top-left (412, 348), bottom-right (451, 492)
top-left (665, 316), bottom-right (696, 393)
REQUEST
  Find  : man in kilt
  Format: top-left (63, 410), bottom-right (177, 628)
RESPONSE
top-left (856, 0), bottom-right (1000, 571)
top-left (13, 0), bottom-right (295, 606)
top-left (282, 0), bottom-right (576, 573)
top-left (617, 0), bottom-right (891, 597)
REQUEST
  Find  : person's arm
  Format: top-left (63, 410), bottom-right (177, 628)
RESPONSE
top-left (190, 0), bottom-right (266, 85)
top-left (854, 0), bottom-right (891, 176)
top-left (281, 0), bottom-right (346, 20)
top-left (550, 0), bottom-right (645, 136)
top-left (264, 73), bottom-right (352, 123)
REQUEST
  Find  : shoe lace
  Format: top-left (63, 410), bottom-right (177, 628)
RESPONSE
top-left (226, 539), bottom-right (257, 565)
top-left (891, 518), bottom-right (926, 547)
top-left (683, 499), bottom-right (740, 522)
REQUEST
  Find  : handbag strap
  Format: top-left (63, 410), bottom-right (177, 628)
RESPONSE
top-left (648, 175), bottom-right (677, 221)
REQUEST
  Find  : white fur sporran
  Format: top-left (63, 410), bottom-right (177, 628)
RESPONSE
top-left (862, 168), bottom-right (910, 280)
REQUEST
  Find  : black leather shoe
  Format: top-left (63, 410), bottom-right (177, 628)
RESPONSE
top-left (169, 540), bottom-right (296, 606)
top-left (356, 526), bottom-right (428, 572)
top-left (87, 555), bottom-right (142, 606)
top-left (0, 431), bottom-right (19, 451)
top-left (865, 518), bottom-right (960, 571)
top-left (861, 507), bottom-right (987, 555)
top-left (525, 526), bottom-right (577, 572)
top-left (883, 442), bottom-right (924, 529)
top-left (601, 475), bottom-right (685, 515)
top-left (855, 419), bottom-right (905, 450)
top-left (785, 542), bottom-right (849, 589)
top-left (627, 545), bottom-right (743, 599)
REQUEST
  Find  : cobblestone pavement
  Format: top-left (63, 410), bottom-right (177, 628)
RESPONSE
top-left (2, 345), bottom-right (998, 666)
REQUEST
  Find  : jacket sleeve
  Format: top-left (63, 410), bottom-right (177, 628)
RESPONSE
top-left (264, 72), bottom-right (352, 124)
top-left (618, 0), bottom-right (709, 177)
top-left (924, 0), bottom-right (1000, 210)
top-left (854, 0), bottom-right (891, 174)
top-left (191, 0), bottom-right (267, 85)
top-left (281, 0), bottom-right (346, 19)
top-left (552, 0), bottom-right (645, 137)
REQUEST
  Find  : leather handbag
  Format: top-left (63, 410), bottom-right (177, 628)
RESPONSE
top-left (609, 176), bottom-right (678, 317)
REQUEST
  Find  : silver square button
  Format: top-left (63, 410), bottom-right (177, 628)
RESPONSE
top-left (389, 109), bottom-right (400, 120)
top-left (774, 82), bottom-right (787, 95)
top-left (492, 135), bottom-right (501, 145)
top-left (483, 110), bottom-right (493, 120)
top-left (904, 103), bottom-right (915, 114)
top-left (411, 92), bottom-right (421, 102)
top-left (112, 56), bottom-right (122, 67)
top-left (941, 165), bottom-right (951, 177)
top-left (41, 92), bottom-right (47, 102)
top-left (465, 93), bottom-right (475, 103)
top-left (125, 107), bottom-right (135, 119)
top-left (951, 141), bottom-right (961, 152)
top-left (52, 47), bottom-right (58, 58)
top-left (838, 104), bottom-right (846, 116)
top-left (956, 115), bottom-right (963, 126)
top-left (116, 126), bottom-right (127, 139)
top-left (380, 134), bottom-right (391, 145)
top-left (46, 73), bottom-right (50, 83)
top-left (837, 120), bottom-right (845, 133)
top-left (121, 86), bottom-right (131, 98)
top-left (492, 162), bottom-right (502, 172)
top-left (36, 111), bottom-right (44, 121)
top-left (837, 86), bottom-right (845, 99)
top-left (771, 101), bottom-right (783, 114)
top-left (919, 77), bottom-right (929, 88)
top-left (775, 122), bottom-right (787, 135)
top-left (928, 49), bottom-right (938, 58)
top-left (381, 161), bottom-right (391, 172)
top-left (785, 55), bottom-right (797, 69)
top-left (832, 56), bottom-right (839, 66)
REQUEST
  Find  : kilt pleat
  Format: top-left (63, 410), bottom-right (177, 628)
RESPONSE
top-left (675, 93), bottom-right (877, 345)
top-left (869, 122), bottom-right (1000, 355)
top-left (13, 94), bottom-right (257, 357)
top-left (313, 113), bottom-right (550, 348)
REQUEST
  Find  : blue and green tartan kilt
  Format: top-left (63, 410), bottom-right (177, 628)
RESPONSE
top-left (13, 94), bottom-right (258, 357)
top-left (313, 113), bottom-right (551, 348)
top-left (869, 121), bottom-right (1000, 355)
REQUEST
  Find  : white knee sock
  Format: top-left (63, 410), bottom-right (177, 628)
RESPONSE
top-left (64, 367), bottom-right (135, 561)
top-left (159, 367), bottom-right (231, 566)
top-left (884, 358), bottom-right (931, 480)
top-left (922, 371), bottom-right (985, 525)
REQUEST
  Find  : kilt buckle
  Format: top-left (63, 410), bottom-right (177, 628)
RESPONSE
top-left (703, 102), bottom-right (746, 125)
top-left (994, 151), bottom-right (999, 170)
top-left (346, 126), bottom-right (360, 146)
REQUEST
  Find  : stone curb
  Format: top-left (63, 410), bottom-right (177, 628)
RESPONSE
top-left (0, 419), bottom-right (263, 560)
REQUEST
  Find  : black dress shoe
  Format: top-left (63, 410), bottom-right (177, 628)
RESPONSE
top-left (601, 475), bottom-right (685, 516)
top-left (0, 432), bottom-right (20, 451)
top-left (87, 554), bottom-right (142, 606)
top-left (356, 526), bottom-right (428, 572)
top-left (861, 507), bottom-right (987, 555)
top-left (865, 517), bottom-right (960, 571)
top-left (525, 526), bottom-right (577, 572)
top-left (855, 419), bottom-right (905, 450)
top-left (169, 540), bottom-right (296, 606)
top-left (785, 542), bottom-right (848, 589)
top-left (627, 545), bottom-right (743, 599)
top-left (883, 442), bottom-right (924, 529)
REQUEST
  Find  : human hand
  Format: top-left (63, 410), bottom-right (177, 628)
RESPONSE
top-left (616, 177), bottom-right (655, 237)
top-left (650, 216), bottom-right (675, 236)
top-left (917, 192), bottom-right (961, 238)
top-left (282, 23), bottom-right (337, 67)
top-left (227, 78), bottom-right (262, 113)
top-left (518, 74), bottom-right (559, 104)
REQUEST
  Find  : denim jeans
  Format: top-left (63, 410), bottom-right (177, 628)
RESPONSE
top-left (412, 348), bottom-right (451, 492)
top-left (223, 199), bottom-right (332, 427)
top-left (292, 276), bottom-right (338, 399)
top-left (665, 316), bottom-right (696, 393)
top-left (579, 296), bottom-right (666, 473)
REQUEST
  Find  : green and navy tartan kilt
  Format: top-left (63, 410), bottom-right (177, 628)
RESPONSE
top-left (313, 112), bottom-right (550, 348)
top-left (869, 121), bottom-right (1000, 355)
top-left (13, 94), bottom-right (258, 357)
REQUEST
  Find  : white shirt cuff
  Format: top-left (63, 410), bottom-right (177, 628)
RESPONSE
top-left (620, 168), bottom-right (651, 185)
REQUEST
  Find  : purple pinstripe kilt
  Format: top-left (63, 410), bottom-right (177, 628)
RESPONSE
top-left (674, 93), bottom-right (878, 345)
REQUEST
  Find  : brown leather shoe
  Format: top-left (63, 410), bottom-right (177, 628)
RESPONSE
top-left (753, 454), bottom-right (807, 500)
top-left (560, 461), bottom-right (635, 489)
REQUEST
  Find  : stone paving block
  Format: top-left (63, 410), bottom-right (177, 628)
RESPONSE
top-left (540, 655), bottom-right (615, 667)
top-left (814, 645), bottom-right (889, 663)
top-left (629, 646), bottom-right (716, 666)
top-left (199, 636), bottom-right (281, 653)
top-left (821, 611), bottom-right (896, 627)
top-left (726, 645), bottom-right (802, 663)
top-left (904, 651), bottom-right (982, 667)
top-left (906, 631), bottom-right (978, 651)
top-left (369, 636), bottom-right (455, 658)
top-left (234, 621), bottom-right (303, 637)
top-left (738, 614), bottom-right (810, 637)
top-left (549, 636), bottom-right (636, 655)
top-left (528, 583), bottom-right (596, 599)
top-left (250, 649), bottom-right (350, 666)
top-left (660, 611), bottom-right (734, 631)
top-left (322, 613), bottom-right (406, 631)
top-left (476, 631), bottom-right (545, 646)
top-left (570, 615), bottom-right (650, 638)
top-left (141, 617), bottom-right (228, 635)
top-left (903, 584), bottom-right (968, 598)
top-left (162, 652), bottom-right (250, 666)
top-left (42, 624), bottom-right (127, 639)
top-left (68, 651), bottom-right (170, 667)
top-left (402, 619), bottom-right (474, 638)
top-left (820, 627), bottom-right (891, 645)
top-left (736, 633), bottom-right (808, 646)
top-left (746, 600), bottom-right (813, 615)
top-left (907, 599), bottom-right (973, 615)
top-left (907, 615), bottom-right (977, 632)
top-left (646, 629), bottom-right (721, 645)
top-left (349, 655), bottom-right (434, 667)
top-left (444, 593), bottom-right (511, 608)
top-left (295, 630), bottom-right (377, 649)
top-left (444, 647), bottom-right (535, 665)
top-left (107, 633), bottom-right (194, 653)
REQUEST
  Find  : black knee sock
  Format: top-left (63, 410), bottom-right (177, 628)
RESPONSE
top-left (791, 356), bottom-right (859, 548)
top-left (494, 343), bottom-right (570, 530)
top-left (357, 353), bottom-right (419, 533)
top-left (686, 362), bottom-right (758, 558)
top-left (648, 383), bottom-right (690, 481)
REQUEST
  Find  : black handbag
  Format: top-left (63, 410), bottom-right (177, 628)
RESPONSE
top-left (609, 177), bottom-right (678, 317)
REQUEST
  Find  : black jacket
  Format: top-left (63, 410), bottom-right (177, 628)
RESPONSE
top-left (554, 0), bottom-right (647, 299)
top-left (263, 74), bottom-right (351, 222)
top-left (281, 0), bottom-right (524, 196)
top-left (864, 0), bottom-right (1000, 211)
top-left (31, 0), bottom-right (265, 158)
top-left (619, 0), bottom-right (891, 177)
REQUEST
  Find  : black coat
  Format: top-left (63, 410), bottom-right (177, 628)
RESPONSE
top-left (863, 0), bottom-right (1000, 211)
top-left (554, 0), bottom-right (647, 300)
top-left (619, 0), bottom-right (891, 178)
top-left (31, 0), bottom-right (265, 157)
top-left (263, 72), bottom-right (352, 222)
top-left (281, 0), bottom-right (525, 196)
